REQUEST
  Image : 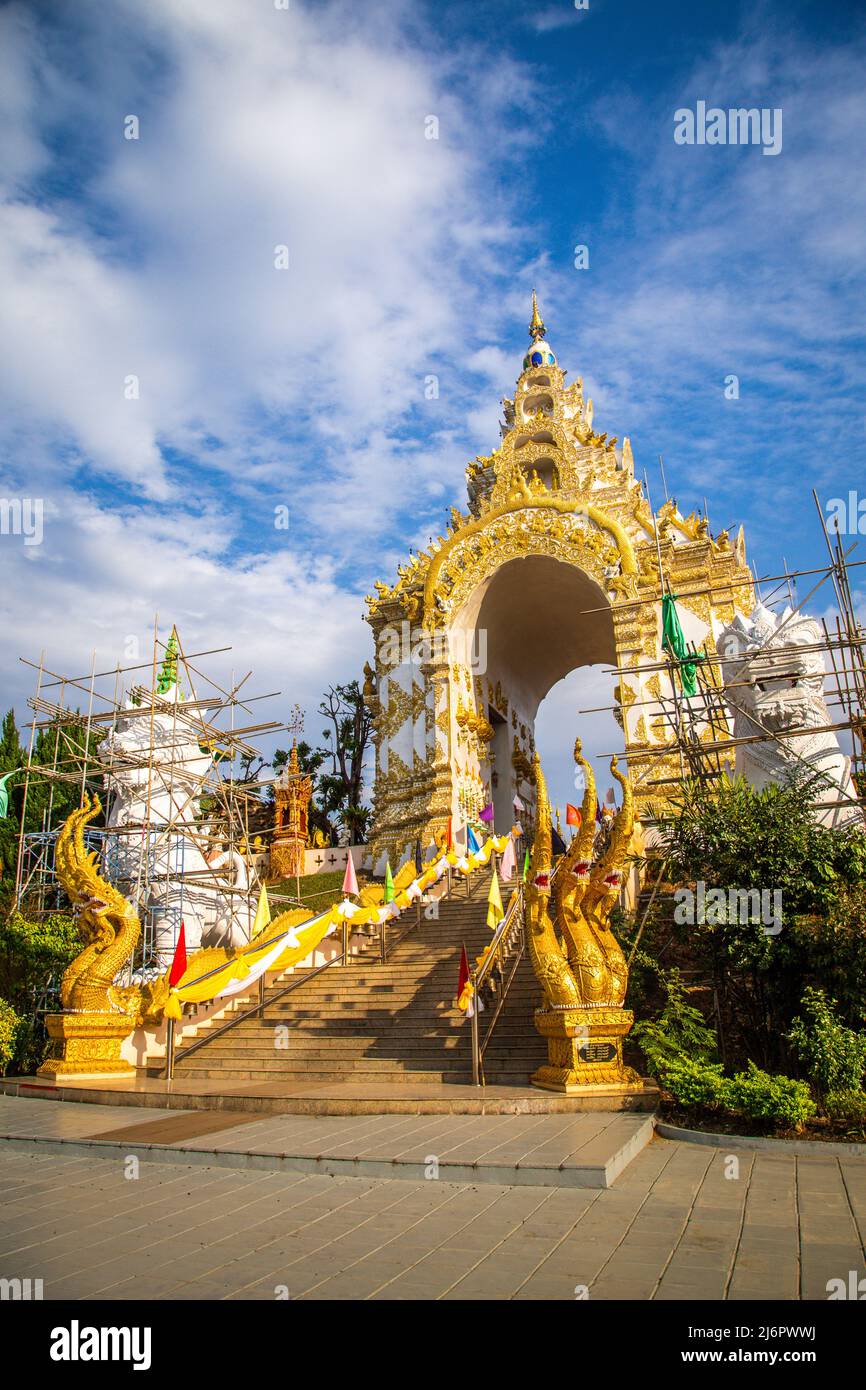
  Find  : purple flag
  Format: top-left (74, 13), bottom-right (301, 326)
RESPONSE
top-left (478, 803), bottom-right (494, 823)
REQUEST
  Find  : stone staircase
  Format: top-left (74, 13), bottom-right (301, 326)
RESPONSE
top-left (154, 873), bottom-right (548, 1087)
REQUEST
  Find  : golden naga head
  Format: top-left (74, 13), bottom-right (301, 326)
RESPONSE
top-left (528, 753), bottom-right (552, 899)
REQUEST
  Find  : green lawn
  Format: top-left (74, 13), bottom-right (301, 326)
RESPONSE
top-left (267, 867), bottom-right (379, 914)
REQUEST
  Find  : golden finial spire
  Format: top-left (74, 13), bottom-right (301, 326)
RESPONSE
top-left (529, 289), bottom-right (546, 342)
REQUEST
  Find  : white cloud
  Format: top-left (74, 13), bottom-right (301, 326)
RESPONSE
top-left (0, 486), bottom-right (369, 753)
top-left (0, 0), bottom-right (536, 506)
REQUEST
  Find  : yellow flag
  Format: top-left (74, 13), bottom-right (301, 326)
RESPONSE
top-left (486, 868), bottom-right (503, 930)
top-left (252, 883), bottom-right (272, 938)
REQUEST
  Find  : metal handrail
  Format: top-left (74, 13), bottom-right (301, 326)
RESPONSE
top-left (169, 946), bottom-right (349, 1071)
top-left (470, 858), bottom-right (564, 1087)
top-left (470, 875), bottom-right (525, 1086)
top-left (479, 910), bottom-right (525, 1054)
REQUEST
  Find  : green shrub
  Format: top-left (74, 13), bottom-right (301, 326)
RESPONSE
top-left (657, 1054), bottom-right (816, 1130)
top-left (824, 1090), bottom-right (866, 1128)
top-left (0, 911), bottom-right (79, 1008)
top-left (0, 997), bottom-right (20, 1076)
top-left (719, 1061), bottom-right (816, 1129)
top-left (649, 773), bottom-right (866, 1070)
top-left (657, 1055), bottom-right (725, 1108)
top-left (632, 968), bottom-right (718, 1074)
top-left (786, 987), bottom-right (866, 1098)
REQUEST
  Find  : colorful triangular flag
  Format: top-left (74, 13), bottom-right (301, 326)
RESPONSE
top-left (342, 852), bottom-right (359, 897)
top-left (169, 921), bottom-right (188, 988)
top-left (566, 803), bottom-right (582, 828)
top-left (0, 770), bottom-right (16, 820)
top-left (384, 861), bottom-right (395, 904)
top-left (487, 868), bottom-right (504, 930)
top-left (456, 942), bottom-right (470, 1002)
top-left (478, 803), bottom-right (494, 823)
top-left (522, 848), bottom-right (530, 882)
top-left (466, 824), bottom-right (481, 854)
top-left (251, 884), bottom-right (271, 937)
top-left (662, 592), bottom-right (700, 697)
top-left (499, 837), bottom-right (516, 882)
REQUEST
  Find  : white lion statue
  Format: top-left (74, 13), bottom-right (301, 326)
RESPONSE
top-left (716, 603), bottom-right (861, 829)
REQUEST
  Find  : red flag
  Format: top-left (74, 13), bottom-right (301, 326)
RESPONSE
top-left (169, 921), bottom-right (188, 987)
top-left (446, 817), bottom-right (454, 850)
top-left (566, 803), bottom-right (582, 828)
top-left (456, 942), bottom-right (470, 1002)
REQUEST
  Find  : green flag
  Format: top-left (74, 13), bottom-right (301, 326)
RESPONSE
top-left (522, 848), bottom-right (530, 882)
top-left (661, 593), bottom-right (699, 697)
top-left (0, 771), bottom-right (15, 819)
top-left (384, 861), bottom-right (395, 904)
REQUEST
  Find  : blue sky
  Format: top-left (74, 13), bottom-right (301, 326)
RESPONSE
top-left (0, 0), bottom-right (863, 815)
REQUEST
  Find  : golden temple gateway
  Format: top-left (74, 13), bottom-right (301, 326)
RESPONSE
top-left (364, 294), bottom-right (753, 870)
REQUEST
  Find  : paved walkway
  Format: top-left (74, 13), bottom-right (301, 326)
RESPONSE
top-left (2, 1096), bottom-right (866, 1299)
top-left (0, 1073), bottom-right (657, 1115)
top-left (0, 1096), bottom-right (652, 1187)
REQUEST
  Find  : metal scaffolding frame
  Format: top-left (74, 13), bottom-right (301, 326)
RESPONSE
top-left (12, 620), bottom-right (303, 977)
top-left (584, 492), bottom-right (866, 816)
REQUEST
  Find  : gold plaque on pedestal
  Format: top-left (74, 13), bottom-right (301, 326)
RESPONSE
top-left (532, 1006), bottom-right (642, 1093)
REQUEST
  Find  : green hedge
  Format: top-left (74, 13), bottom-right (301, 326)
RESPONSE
top-left (658, 1054), bottom-right (817, 1130)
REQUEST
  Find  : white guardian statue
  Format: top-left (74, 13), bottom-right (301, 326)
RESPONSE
top-left (98, 632), bottom-right (258, 969)
top-left (716, 603), bottom-right (861, 829)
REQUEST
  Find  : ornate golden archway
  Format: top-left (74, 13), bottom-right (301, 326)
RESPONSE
top-left (364, 296), bottom-right (753, 869)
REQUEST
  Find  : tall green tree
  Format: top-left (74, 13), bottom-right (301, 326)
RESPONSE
top-left (0, 710), bottom-right (24, 884)
top-left (318, 681), bottom-right (374, 844)
top-left (0, 707), bottom-right (105, 906)
top-left (270, 682), bottom-right (374, 845)
top-left (649, 770), bottom-right (866, 1070)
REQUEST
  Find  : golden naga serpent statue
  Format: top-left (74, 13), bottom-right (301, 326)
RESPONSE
top-left (528, 746), bottom-right (634, 1012)
top-left (55, 793), bottom-right (152, 1020)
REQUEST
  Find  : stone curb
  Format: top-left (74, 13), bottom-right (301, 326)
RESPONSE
top-left (656, 1119), bottom-right (866, 1158)
top-left (0, 1113), bottom-right (655, 1189)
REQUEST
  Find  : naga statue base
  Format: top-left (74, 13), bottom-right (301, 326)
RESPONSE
top-left (37, 1012), bottom-right (137, 1079)
top-left (531, 1006), bottom-right (643, 1093)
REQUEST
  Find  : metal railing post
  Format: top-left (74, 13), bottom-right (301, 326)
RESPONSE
top-left (380, 917), bottom-right (386, 964)
top-left (470, 973), bottom-right (481, 1087)
top-left (341, 919), bottom-right (349, 965)
top-left (165, 1017), bottom-right (175, 1082)
top-left (257, 972), bottom-right (265, 1018)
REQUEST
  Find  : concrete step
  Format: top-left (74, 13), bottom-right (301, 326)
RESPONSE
top-left (167, 1066), bottom-right (540, 1085)
top-left (153, 873), bottom-right (546, 1082)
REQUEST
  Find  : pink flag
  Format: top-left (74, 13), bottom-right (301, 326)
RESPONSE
top-left (499, 837), bottom-right (516, 882)
top-left (512, 795), bottom-right (524, 813)
top-left (342, 851), bottom-right (359, 896)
